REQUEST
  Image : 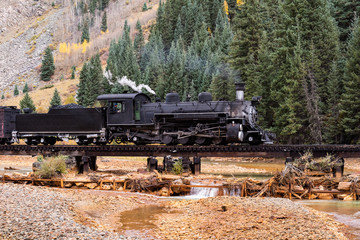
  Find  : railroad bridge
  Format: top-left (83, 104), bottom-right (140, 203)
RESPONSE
top-left (1, 144), bottom-right (359, 174)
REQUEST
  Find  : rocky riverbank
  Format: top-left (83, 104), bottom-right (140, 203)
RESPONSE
top-left (0, 183), bottom-right (350, 240)
top-left (0, 183), bottom-right (158, 239)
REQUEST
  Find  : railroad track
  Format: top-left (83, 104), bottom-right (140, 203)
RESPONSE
top-left (0, 144), bottom-right (360, 158)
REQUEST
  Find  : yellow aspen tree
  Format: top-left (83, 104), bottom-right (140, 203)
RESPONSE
top-left (224, 0), bottom-right (229, 15)
top-left (59, 43), bottom-right (68, 53)
top-left (237, 0), bottom-right (245, 6)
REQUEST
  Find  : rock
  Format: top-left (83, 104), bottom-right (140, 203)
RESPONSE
top-left (84, 183), bottom-right (98, 189)
top-left (32, 162), bottom-right (42, 172)
top-left (293, 185), bottom-right (304, 191)
top-left (318, 193), bottom-right (334, 200)
top-left (338, 182), bottom-right (351, 191)
top-left (64, 183), bottom-right (72, 188)
top-left (309, 194), bottom-right (317, 199)
top-left (102, 185), bottom-right (111, 190)
top-left (160, 187), bottom-right (169, 196)
top-left (343, 194), bottom-right (355, 201)
top-left (75, 183), bottom-right (84, 187)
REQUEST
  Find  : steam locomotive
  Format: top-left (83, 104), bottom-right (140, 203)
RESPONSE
top-left (0, 83), bottom-right (273, 145)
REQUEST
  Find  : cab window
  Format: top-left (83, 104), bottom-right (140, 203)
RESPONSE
top-left (110, 102), bottom-right (125, 113)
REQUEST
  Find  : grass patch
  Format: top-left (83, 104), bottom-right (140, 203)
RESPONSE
top-left (40, 84), bottom-right (54, 90)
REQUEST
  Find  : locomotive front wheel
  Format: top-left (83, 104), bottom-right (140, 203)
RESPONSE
top-left (246, 134), bottom-right (261, 145)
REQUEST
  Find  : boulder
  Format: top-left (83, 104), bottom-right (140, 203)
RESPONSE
top-left (338, 182), bottom-right (352, 191)
top-left (318, 193), bottom-right (334, 200)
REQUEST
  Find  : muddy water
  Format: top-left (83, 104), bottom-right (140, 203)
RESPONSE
top-left (0, 165), bottom-right (32, 174)
top-left (118, 205), bottom-right (180, 239)
top-left (300, 200), bottom-right (360, 239)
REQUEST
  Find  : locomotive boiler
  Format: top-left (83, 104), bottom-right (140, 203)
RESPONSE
top-left (0, 82), bottom-right (273, 145)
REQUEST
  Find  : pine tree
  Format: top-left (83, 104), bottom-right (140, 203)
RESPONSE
top-left (332, 0), bottom-right (360, 44)
top-left (165, 41), bottom-right (185, 97)
top-left (183, 0), bottom-right (197, 46)
top-left (106, 21), bottom-right (141, 86)
top-left (134, 20), bottom-right (144, 61)
top-left (77, 62), bottom-right (90, 106)
top-left (71, 66), bottom-right (76, 79)
top-left (209, 64), bottom-right (235, 101)
top-left (340, 19), bottom-right (360, 143)
top-left (229, 0), bottom-right (263, 98)
top-left (14, 85), bottom-right (19, 96)
top-left (23, 83), bottom-right (29, 93)
top-left (142, 3), bottom-right (148, 11)
top-left (271, 33), bottom-right (308, 143)
top-left (101, 11), bottom-right (107, 32)
top-left (1, 94), bottom-right (4, 99)
top-left (78, 54), bottom-right (104, 107)
top-left (81, 21), bottom-right (90, 43)
top-left (173, 15), bottom-right (183, 42)
top-left (282, 0), bottom-right (340, 114)
top-left (50, 88), bottom-right (61, 108)
top-left (19, 93), bottom-right (36, 112)
top-left (40, 47), bottom-right (55, 81)
top-left (88, 54), bottom-right (103, 103)
top-left (323, 61), bottom-right (342, 143)
top-left (90, 0), bottom-right (97, 14)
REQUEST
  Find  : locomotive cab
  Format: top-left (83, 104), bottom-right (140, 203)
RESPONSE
top-left (97, 93), bottom-right (151, 126)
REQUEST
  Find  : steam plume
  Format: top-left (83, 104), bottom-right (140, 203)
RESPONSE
top-left (104, 71), bottom-right (156, 95)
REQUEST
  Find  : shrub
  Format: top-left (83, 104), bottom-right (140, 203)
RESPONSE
top-left (35, 155), bottom-right (68, 179)
top-left (172, 159), bottom-right (183, 175)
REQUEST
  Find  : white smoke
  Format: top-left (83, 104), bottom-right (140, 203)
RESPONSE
top-left (104, 71), bottom-right (156, 95)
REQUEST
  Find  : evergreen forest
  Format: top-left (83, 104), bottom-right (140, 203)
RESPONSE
top-left (77, 0), bottom-right (360, 144)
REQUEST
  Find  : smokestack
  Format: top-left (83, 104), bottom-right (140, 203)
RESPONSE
top-left (235, 82), bottom-right (245, 101)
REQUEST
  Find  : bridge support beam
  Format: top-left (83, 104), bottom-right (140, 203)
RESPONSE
top-left (147, 157), bottom-right (158, 171)
top-left (75, 156), bottom-right (97, 174)
top-left (192, 157), bottom-right (201, 175)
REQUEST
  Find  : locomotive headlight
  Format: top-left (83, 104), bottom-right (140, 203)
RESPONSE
top-left (238, 131), bottom-right (244, 142)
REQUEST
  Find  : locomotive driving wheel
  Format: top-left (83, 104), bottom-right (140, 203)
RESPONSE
top-left (195, 137), bottom-right (211, 145)
top-left (162, 135), bottom-right (176, 145)
top-left (211, 137), bottom-right (226, 145)
top-left (178, 136), bottom-right (194, 145)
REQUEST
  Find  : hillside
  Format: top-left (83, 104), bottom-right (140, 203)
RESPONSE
top-left (0, 0), bottom-right (159, 110)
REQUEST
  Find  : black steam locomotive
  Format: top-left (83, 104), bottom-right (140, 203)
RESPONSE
top-left (0, 83), bottom-right (272, 146)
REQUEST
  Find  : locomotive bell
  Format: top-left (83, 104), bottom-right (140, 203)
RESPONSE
top-left (235, 82), bottom-right (245, 101)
